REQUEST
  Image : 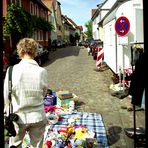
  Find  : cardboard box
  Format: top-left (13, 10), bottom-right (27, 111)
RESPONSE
top-left (56, 91), bottom-right (73, 99)
top-left (56, 97), bottom-right (72, 109)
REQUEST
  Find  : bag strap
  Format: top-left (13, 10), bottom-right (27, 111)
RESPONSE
top-left (8, 66), bottom-right (13, 114)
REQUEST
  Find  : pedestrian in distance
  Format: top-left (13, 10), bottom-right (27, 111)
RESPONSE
top-left (86, 45), bottom-right (91, 56)
top-left (4, 38), bottom-right (49, 148)
top-left (3, 50), bottom-right (9, 79)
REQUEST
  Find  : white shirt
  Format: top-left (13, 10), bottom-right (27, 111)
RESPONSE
top-left (87, 47), bottom-right (90, 52)
top-left (4, 59), bottom-right (48, 124)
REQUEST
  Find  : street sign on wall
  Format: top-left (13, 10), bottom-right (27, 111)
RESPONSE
top-left (115, 16), bottom-right (130, 36)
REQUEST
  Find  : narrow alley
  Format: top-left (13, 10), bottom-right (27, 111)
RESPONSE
top-left (42, 45), bottom-right (145, 148)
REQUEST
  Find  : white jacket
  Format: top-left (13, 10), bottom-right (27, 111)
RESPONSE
top-left (4, 59), bottom-right (48, 124)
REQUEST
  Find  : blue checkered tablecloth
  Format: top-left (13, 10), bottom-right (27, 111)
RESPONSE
top-left (22, 112), bottom-right (109, 148)
top-left (49, 112), bottom-right (109, 148)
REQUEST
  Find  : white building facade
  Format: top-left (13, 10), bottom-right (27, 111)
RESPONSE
top-left (103, 0), bottom-right (143, 74)
top-left (92, 0), bottom-right (117, 40)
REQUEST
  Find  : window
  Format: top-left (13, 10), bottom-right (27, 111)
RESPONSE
top-left (46, 32), bottom-right (48, 41)
top-left (15, 0), bottom-right (21, 6)
top-left (38, 31), bottom-right (40, 41)
top-left (32, 32), bottom-right (35, 39)
top-left (37, 30), bottom-right (44, 41)
top-left (10, 0), bottom-right (21, 7)
top-left (30, 1), bottom-right (34, 15)
top-left (45, 11), bottom-right (48, 21)
top-left (40, 8), bottom-right (43, 17)
top-left (40, 30), bottom-right (43, 41)
top-left (35, 4), bottom-right (39, 16)
top-left (34, 31), bottom-right (37, 40)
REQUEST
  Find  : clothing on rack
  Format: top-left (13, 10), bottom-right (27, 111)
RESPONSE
top-left (131, 44), bottom-right (144, 66)
top-left (129, 52), bottom-right (145, 106)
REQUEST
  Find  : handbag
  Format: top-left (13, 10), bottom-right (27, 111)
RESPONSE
top-left (4, 66), bottom-right (19, 137)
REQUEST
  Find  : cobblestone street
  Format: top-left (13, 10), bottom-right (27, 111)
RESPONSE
top-left (43, 46), bottom-right (145, 148)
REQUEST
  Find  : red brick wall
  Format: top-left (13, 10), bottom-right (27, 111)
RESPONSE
top-left (22, 0), bottom-right (30, 13)
top-left (3, 0), bottom-right (50, 51)
top-left (3, 0), bottom-right (7, 17)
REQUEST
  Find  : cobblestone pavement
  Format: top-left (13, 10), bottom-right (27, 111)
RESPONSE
top-left (43, 46), bottom-right (145, 148)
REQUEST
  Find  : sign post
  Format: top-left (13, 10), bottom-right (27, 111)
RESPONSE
top-left (115, 16), bottom-right (130, 36)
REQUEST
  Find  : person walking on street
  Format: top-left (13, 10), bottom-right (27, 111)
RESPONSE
top-left (86, 45), bottom-right (91, 56)
top-left (4, 38), bottom-right (49, 148)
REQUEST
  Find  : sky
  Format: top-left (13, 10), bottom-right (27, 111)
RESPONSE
top-left (58, 0), bottom-right (106, 32)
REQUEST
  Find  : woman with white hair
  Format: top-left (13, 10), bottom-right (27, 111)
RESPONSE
top-left (4, 38), bottom-right (49, 148)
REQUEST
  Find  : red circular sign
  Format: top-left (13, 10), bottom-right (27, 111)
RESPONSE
top-left (115, 16), bottom-right (130, 36)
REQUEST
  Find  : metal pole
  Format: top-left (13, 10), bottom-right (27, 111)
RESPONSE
top-left (131, 45), bottom-right (137, 148)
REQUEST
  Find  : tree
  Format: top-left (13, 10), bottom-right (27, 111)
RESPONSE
top-left (3, 3), bottom-right (54, 63)
top-left (3, 3), bottom-right (53, 39)
top-left (84, 20), bottom-right (92, 38)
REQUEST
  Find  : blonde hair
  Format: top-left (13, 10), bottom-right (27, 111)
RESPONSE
top-left (16, 38), bottom-right (38, 58)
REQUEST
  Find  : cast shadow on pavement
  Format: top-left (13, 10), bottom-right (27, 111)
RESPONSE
top-left (75, 100), bottom-right (85, 106)
top-left (75, 100), bottom-right (85, 111)
top-left (43, 46), bottom-right (81, 67)
top-left (94, 63), bottom-right (109, 72)
top-left (107, 126), bottom-right (122, 146)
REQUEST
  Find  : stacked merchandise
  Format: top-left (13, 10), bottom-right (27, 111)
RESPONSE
top-left (44, 90), bottom-right (77, 114)
top-left (56, 90), bottom-right (75, 112)
top-left (22, 89), bottom-right (109, 148)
